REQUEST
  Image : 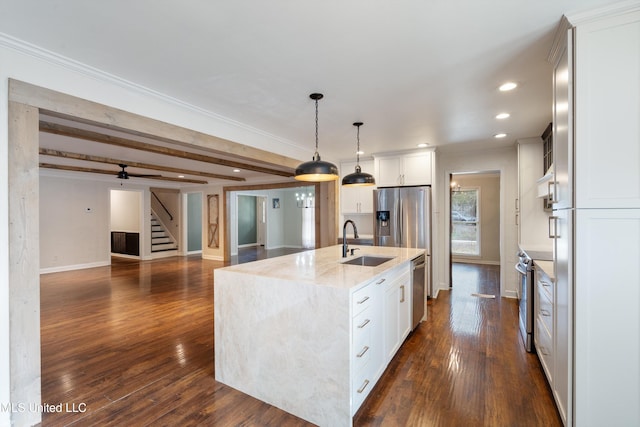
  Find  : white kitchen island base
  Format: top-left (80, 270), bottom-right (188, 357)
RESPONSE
top-left (214, 245), bottom-right (424, 426)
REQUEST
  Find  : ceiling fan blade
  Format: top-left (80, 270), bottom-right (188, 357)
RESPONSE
top-left (128, 173), bottom-right (163, 178)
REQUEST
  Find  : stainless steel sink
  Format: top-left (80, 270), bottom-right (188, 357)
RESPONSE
top-left (342, 255), bottom-right (395, 267)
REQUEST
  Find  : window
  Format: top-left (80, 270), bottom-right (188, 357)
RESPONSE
top-left (451, 188), bottom-right (480, 256)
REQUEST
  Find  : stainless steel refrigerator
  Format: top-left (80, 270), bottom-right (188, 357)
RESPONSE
top-left (374, 186), bottom-right (432, 323)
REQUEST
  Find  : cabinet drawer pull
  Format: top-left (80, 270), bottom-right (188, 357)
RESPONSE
top-left (400, 285), bottom-right (405, 303)
top-left (541, 281), bottom-right (551, 288)
top-left (357, 379), bottom-right (370, 394)
top-left (547, 181), bottom-right (558, 204)
top-left (357, 296), bottom-right (370, 305)
top-left (548, 216), bottom-right (560, 239)
top-left (356, 346), bottom-right (370, 358)
top-left (541, 309), bottom-right (551, 317)
top-left (376, 278), bottom-right (386, 285)
top-left (357, 319), bottom-right (370, 329)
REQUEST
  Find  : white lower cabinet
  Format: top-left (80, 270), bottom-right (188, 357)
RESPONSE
top-left (350, 263), bottom-right (413, 415)
top-left (534, 264), bottom-right (557, 405)
top-left (351, 275), bottom-right (383, 412)
top-left (383, 270), bottom-right (411, 362)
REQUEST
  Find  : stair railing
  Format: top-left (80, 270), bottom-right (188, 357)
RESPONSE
top-left (151, 191), bottom-right (173, 221)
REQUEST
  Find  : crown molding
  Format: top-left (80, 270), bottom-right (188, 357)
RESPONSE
top-left (547, 16), bottom-right (573, 66)
top-left (0, 32), bottom-right (307, 156)
top-left (566, 0), bottom-right (640, 25)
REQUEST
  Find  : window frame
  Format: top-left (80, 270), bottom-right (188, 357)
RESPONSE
top-left (451, 186), bottom-right (481, 257)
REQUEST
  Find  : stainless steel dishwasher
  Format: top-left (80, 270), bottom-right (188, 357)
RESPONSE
top-left (411, 254), bottom-right (426, 328)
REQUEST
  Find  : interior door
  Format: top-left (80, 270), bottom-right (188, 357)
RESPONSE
top-left (256, 196), bottom-right (267, 246)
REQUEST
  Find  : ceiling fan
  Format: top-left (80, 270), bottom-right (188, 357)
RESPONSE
top-left (117, 164), bottom-right (161, 180)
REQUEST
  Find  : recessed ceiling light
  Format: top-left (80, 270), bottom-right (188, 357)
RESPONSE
top-left (178, 175), bottom-right (185, 178)
top-left (496, 113), bottom-right (510, 119)
top-left (499, 82), bottom-right (518, 91)
top-left (356, 150), bottom-right (364, 155)
top-left (494, 133), bottom-right (507, 138)
top-left (417, 143), bottom-right (429, 148)
top-left (233, 169), bottom-right (241, 173)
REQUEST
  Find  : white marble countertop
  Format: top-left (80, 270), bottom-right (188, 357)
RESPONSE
top-left (519, 243), bottom-right (553, 261)
top-left (534, 260), bottom-right (555, 281)
top-left (218, 244), bottom-right (425, 290)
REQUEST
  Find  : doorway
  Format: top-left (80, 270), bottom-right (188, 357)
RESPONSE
top-left (227, 186), bottom-right (316, 260)
top-left (186, 192), bottom-right (203, 253)
top-left (110, 189), bottom-right (143, 257)
top-left (256, 196), bottom-right (267, 246)
top-left (449, 172), bottom-right (501, 287)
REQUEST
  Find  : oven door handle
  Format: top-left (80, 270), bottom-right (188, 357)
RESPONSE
top-left (515, 263), bottom-right (528, 275)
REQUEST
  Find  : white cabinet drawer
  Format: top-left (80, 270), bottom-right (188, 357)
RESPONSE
top-left (537, 284), bottom-right (554, 333)
top-left (352, 361), bottom-right (374, 410)
top-left (536, 316), bottom-right (554, 385)
top-left (353, 334), bottom-right (371, 373)
top-left (537, 276), bottom-right (553, 302)
top-left (352, 308), bottom-right (372, 372)
top-left (352, 284), bottom-right (373, 315)
top-left (353, 307), bottom-right (373, 336)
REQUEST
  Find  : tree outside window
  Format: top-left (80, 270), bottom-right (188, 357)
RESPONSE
top-left (451, 188), bottom-right (479, 256)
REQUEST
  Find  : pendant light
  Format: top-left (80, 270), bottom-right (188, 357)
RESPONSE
top-left (342, 122), bottom-right (376, 186)
top-left (294, 93), bottom-right (339, 182)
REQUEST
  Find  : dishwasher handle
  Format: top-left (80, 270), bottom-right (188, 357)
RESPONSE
top-left (413, 261), bottom-right (426, 270)
top-left (412, 256), bottom-right (426, 271)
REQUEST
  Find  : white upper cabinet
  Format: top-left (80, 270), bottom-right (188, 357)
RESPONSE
top-left (573, 11), bottom-right (640, 209)
top-left (340, 160), bottom-right (375, 214)
top-left (551, 29), bottom-right (573, 210)
top-left (375, 151), bottom-right (432, 187)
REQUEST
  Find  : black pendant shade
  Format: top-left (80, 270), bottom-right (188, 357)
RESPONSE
top-left (295, 93), bottom-right (339, 182)
top-left (295, 153), bottom-right (339, 182)
top-left (342, 122), bottom-right (376, 186)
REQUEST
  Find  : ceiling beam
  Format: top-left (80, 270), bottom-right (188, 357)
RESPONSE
top-left (39, 147), bottom-right (245, 182)
top-left (39, 163), bottom-right (209, 184)
top-left (39, 120), bottom-right (295, 178)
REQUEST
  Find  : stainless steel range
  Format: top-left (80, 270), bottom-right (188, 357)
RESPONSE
top-left (515, 251), bottom-right (535, 353)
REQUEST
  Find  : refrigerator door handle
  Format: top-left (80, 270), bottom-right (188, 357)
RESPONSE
top-left (399, 198), bottom-right (403, 246)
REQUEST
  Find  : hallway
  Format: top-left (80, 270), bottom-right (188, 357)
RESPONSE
top-left (38, 258), bottom-right (561, 426)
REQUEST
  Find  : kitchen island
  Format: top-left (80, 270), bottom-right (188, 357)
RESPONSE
top-left (214, 245), bottom-right (424, 426)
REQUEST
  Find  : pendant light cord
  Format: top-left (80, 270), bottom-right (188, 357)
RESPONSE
top-left (356, 125), bottom-right (361, 166)
top-left (314, 97), bottom-right (319, 155)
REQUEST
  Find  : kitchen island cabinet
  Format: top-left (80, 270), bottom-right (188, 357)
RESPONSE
top-left (214, 245), bottom-right (424, 427)
top-left (383, 269), bottom-right (411, 362)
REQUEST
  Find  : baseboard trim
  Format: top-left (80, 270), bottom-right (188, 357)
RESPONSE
top-left (40, 260), bottom-right (110, 274)
top-left (202, 254), bottom-right (224, 261)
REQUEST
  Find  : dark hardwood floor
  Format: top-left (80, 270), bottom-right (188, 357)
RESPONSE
top-left (38, 257), bottom-right (561, 426)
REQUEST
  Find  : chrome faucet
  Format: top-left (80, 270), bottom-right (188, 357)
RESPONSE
top-left (342, 220), bottom-right (359, 258)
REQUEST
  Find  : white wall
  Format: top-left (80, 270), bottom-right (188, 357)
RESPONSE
top-left (39, 174), bottom-right (113, 272)
top-left (434, 146), bottom-right (518, 298)
top-left (110, 189), bottom-right (141, 232)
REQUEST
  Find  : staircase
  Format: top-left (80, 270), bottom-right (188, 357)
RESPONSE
top-left (151, 215), bottom-right (178, 254)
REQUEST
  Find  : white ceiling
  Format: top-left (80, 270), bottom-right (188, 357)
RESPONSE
top-left (0, 0), bottom-right (624, 184)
